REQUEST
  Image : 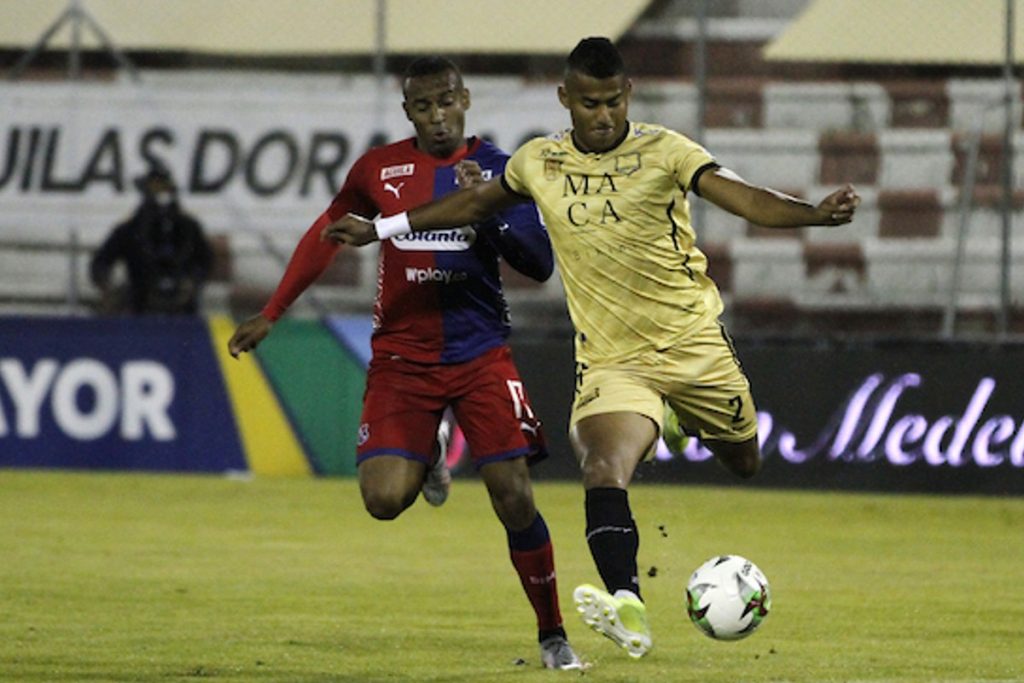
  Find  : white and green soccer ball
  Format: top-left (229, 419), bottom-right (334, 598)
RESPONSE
top-left (686, 555), bottom-right (771, 640)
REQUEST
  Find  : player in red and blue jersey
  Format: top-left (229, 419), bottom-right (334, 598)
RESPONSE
top-left (227, 57), bottom-right (581, 670)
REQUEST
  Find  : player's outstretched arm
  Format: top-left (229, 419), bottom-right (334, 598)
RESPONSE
top-left (227, 210), bottom-right (343, 359)
top-left (228, 314), bottom-right (272, 358)
top-left (322, 177), bottom-right (524, 246)
top-left (696, 167), bottom-right (859, 228)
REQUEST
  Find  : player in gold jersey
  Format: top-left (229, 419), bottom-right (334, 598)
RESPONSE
top-left (326, 37), bottom-right (860, 659)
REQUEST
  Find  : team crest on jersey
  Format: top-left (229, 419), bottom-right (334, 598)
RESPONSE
top-left (544, 159), bottom-right (563, 180)
top-left (615, 152), bottom-right (642, 176)
top-left (391, 227), bottom-right (476, 252)
top-left (380, 163), bottom-right (415, 180)
top-left (357, 423), bottom-right (370, 446)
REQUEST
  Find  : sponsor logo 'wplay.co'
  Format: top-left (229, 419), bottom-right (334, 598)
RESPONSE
top-left (404, 267), bottom-right (468, 285)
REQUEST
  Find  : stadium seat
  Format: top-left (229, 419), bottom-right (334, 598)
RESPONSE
top-left (863, 238), bottom-right (955, 306)
top-left (764, 81), bottom-right (889, 132)
top-left (802, 241), bottom-right (868, 300)
top-left (877, 129), bottom-right (954, 189)
top-left (877, 190), bottom-right (944, 238)
top-left (951, 132), bottom-right (1024, 187)
top-left (730, 237), bottom-right (804, 301)
top-left (947, 79), bottom-right (1023, 133)
top-left (704, 78), bottom-right (766, 128)
top-left (706, 129), bottom-right (819, 187)
top-left (631, 80), bottom-right (699, 133)
top-left (884, 80), bottom-right (950, 128)
top-left (818, 131), bottom-right (879, 185)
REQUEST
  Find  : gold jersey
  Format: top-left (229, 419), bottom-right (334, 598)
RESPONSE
top-left (504, 121), bottom-right (723, 365)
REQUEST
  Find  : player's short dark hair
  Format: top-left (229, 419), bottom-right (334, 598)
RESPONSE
top-left (566, 37), bottom-right (625, 79)
top-left (402, 56), bottom-right (463, 96)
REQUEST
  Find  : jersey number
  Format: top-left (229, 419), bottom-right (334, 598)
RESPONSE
top-left (728, 395), bottom-right (744, 424)
top-left (506, 380), bottom-right (535, 420)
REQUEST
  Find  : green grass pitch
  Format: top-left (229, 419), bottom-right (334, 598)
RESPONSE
top-left (1, 470), bottom-right (1021, 682)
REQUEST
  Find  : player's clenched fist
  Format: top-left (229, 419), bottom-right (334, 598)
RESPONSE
top-left (321, 213), bottom-right (379, 246)
top-left (455, 160), bottom-right (485, 188)
top-left (816, 183), bottom-right (860, 226)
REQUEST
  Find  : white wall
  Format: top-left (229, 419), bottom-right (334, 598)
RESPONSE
top-left (0, 73), bottom-right (567, 240)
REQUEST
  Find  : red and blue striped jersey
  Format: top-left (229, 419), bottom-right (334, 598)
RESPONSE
top-left (262, 136), bottom-right (552, 364)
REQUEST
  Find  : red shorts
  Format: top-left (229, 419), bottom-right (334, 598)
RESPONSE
top-left (356, 345), bottom-right (548, 469)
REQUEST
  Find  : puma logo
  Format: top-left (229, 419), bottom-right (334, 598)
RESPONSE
top-left (384, 181), bottom-right (405, 198)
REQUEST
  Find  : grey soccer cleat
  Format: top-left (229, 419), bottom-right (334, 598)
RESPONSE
top-left (539, 635), bottom-right (583, 670)
top-left (421, 420), bottom-right (452, 506)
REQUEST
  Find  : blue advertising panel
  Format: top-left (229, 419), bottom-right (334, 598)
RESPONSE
top-left (0, 316), bottom-right (246, 472)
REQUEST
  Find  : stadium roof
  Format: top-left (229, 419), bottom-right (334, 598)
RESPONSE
top-left (764, 0), bottom-right (1024, 65)
top-left (0, 0), bottom-right (650, 55)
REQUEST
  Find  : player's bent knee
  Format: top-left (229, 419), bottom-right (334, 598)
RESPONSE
top-left (706, 438), bottom-right (761, 479)
top-left (361, 490), bottom-right (415, 521)
top-left (732, 452), bottom-right (762, 479)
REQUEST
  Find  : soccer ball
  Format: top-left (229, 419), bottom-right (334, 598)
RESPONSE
top-left (685, 555), bottom-right (771, 640)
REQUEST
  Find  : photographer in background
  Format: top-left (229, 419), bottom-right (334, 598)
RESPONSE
top-left (90, 165), bottom-right (213, 315)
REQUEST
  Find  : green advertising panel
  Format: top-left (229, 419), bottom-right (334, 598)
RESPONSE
top-left (255, 319), bottom-right (365, 476)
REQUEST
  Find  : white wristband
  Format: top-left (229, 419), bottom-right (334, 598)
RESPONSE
top-left (374, 212), bottom-right (412, 240)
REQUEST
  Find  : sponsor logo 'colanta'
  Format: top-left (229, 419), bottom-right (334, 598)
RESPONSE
top-left (390, 228), bottom-right (475, 252)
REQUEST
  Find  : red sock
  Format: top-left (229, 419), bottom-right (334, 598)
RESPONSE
top-left (508, 513), bottom-right (563, 634)
top-left (510, 543), bottom-right (563, 633)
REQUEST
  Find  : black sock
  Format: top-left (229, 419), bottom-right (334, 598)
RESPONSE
top-left (538, 626), bottom-right (567, 643)
top-left (584, 487), bottom-right (641, 600)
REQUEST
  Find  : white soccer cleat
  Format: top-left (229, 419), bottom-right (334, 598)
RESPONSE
top-left (573, 584), bottom-right (651, 658)
top-left (539, 634), bottom-right (583, 670)
top-left (421, 420), bottom-right (452, 507)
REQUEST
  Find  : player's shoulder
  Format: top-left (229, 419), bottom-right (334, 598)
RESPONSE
top-left (349, 137), bottom-right (419, 182)
top-left (629, 121), bottom-right (696, 146)
top-left (472, 136), bottom-right (509, 156)
top-left (469, 137), bottom-right (512, 166)
top-left (510, 129), bottom-right (572, 158)
top-left (357, 137), bottom-right (416, 165)
top-left (627, 122), bottom-right (708, 167)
